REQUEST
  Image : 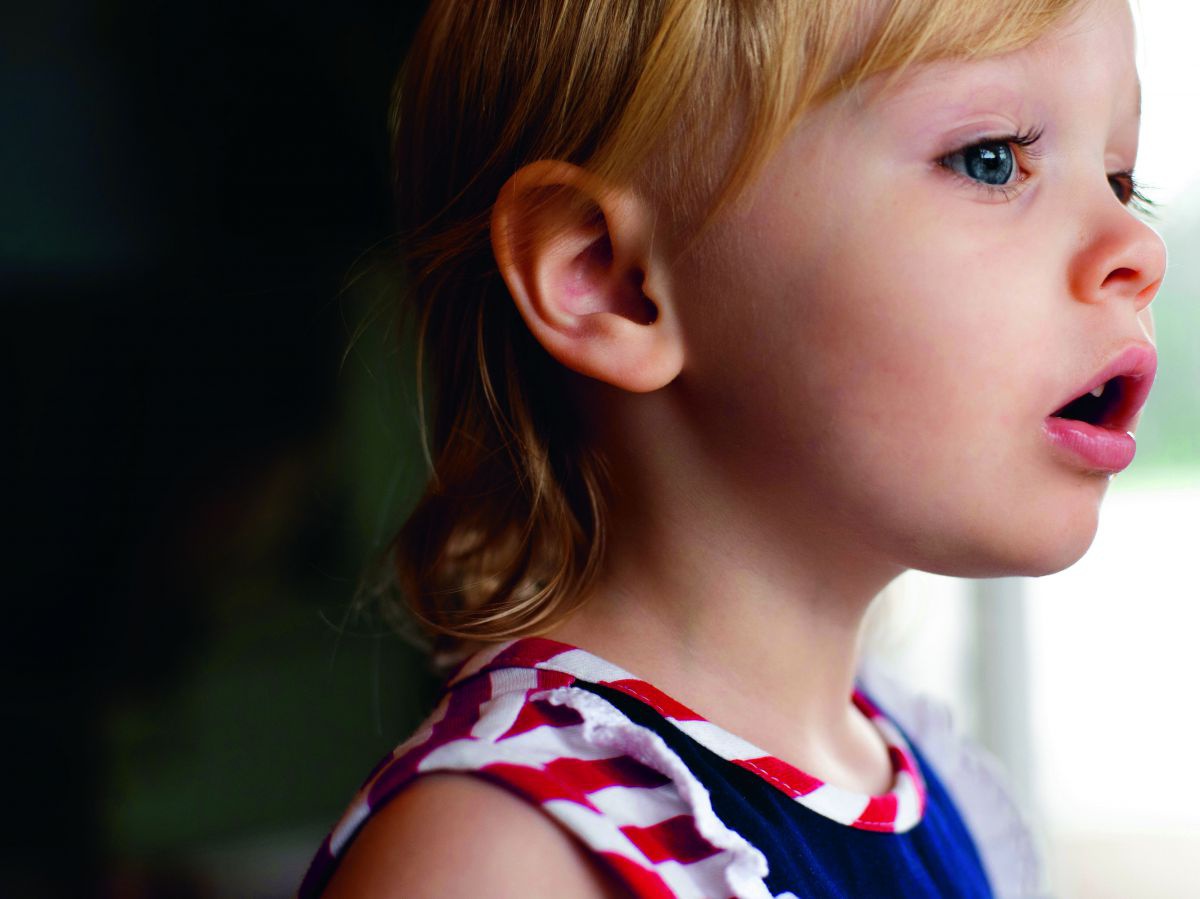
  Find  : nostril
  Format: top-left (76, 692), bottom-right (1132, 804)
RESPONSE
top-left (1101, 266), bottom-right (1138, 288)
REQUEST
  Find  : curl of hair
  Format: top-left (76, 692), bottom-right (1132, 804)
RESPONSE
top-left (385, 0), bottom-right (1081, 659)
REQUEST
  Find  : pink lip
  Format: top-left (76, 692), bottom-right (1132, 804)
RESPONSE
top-left (1042, 343), bottom-right (1158, 474)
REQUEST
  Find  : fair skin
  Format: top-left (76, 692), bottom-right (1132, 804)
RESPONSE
top-left (327, 0), bottom-right (1164, 894)
top-left (322, 775), bottom-right (628, 899)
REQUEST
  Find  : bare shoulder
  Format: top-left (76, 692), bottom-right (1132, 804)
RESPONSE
top-left (320, 773), bottom-right (627, 899)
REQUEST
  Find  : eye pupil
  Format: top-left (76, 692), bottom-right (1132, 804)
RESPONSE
top-left (964, 143), bottom-right (1014, 185)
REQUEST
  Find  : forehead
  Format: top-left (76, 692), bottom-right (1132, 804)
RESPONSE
top-left (857, 0), bottom-right (1139, 128)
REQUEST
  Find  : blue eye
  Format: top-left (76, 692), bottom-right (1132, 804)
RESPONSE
top-left (938, 128), bottom-right (1043, 195)
top-left (943, 141), bottom-right (1016, 186)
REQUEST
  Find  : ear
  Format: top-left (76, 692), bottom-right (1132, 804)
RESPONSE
top-left (490, 160), bottom-right (684, 393)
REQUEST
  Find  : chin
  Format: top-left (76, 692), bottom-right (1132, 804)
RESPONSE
top-left (909, 500), bottom-right (1103, 580)
top-left (1017, 480), bottom-right (1111, 575)
top-left (1004, 531), bottom-right (1098, 578)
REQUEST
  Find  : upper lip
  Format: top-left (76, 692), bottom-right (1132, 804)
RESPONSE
top-left (1047, 343), bottom-right (1158, 432)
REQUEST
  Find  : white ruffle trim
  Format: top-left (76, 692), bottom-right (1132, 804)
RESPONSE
top-left (537, 685), bottom-right (798, 899)
top-left (857, 660), bottom-right (1052, 899)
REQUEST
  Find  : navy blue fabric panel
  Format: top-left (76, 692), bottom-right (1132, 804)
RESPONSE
top-left (580, 682), bottom-right (993, 899)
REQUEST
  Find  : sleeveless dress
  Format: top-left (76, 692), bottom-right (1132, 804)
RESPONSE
top-left (298, 637), bottom-right (1047, 898)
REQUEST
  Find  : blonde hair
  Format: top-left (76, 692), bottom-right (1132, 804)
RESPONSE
top-left (386, 0), bottom-right (1082, 657)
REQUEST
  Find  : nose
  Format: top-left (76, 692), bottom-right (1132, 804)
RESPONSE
top-left (1069, 196), bottom-right (1166, 313)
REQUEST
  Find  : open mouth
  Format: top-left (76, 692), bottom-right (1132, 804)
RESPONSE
top-left (1042, 345), bottom-right (1157, 473)
top-left (1050, 376), bottom-right (1127, 428)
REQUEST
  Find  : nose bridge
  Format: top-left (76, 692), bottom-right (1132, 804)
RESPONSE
top-left (1070, 193), bottom-right (1166, 311)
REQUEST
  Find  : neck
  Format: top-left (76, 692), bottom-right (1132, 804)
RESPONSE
top-left (547, 410), bottom-right (905, 790)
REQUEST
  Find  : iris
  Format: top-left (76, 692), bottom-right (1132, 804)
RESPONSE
top-left (946, 141), bottom-right (1015, 186)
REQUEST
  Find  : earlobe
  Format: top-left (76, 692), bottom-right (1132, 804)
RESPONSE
top-left (490, 161), bottom-right (683, 393)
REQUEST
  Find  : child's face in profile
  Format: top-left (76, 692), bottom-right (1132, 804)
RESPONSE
top-left (673, 0), bottom-right (1162, 577)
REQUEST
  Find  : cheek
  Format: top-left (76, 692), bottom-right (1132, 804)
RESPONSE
top-left (793, 218), bottom-right (1039, 436)
top-left (681, 191), bottom-right (1046, 440)
top-left (672, 181), bottom-right (1100, 576)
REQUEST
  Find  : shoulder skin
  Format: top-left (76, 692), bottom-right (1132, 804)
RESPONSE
top-left (320, 773), bottom-right (628, 898)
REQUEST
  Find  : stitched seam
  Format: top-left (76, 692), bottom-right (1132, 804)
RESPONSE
top-left (737, 758), bottom-right (813, 796)
top-left (608, 682), bottom-right (677, 719)
top-left (595, 679), bottom-right (911, 829)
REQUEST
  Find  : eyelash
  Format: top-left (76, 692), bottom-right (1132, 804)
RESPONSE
top-left (937, 127), bottom-right (1043, 202)
top-left (938, 127), bottom-right (1154, 213)
top-left (1110, 171), bottom-right (1154, 214)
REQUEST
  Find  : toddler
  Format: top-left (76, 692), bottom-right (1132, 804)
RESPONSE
top-left (301, 0), bottom-right (1163, 895)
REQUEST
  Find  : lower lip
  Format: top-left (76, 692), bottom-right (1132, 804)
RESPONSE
top-left (1042, 417), bottom-right (1136, 473)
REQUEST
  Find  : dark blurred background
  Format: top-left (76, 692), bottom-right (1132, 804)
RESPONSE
top-left (5, 2), bottom-right (436, 896)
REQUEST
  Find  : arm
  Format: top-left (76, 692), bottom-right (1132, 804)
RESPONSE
top-left (321, 773), bottom-right (628, 898)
